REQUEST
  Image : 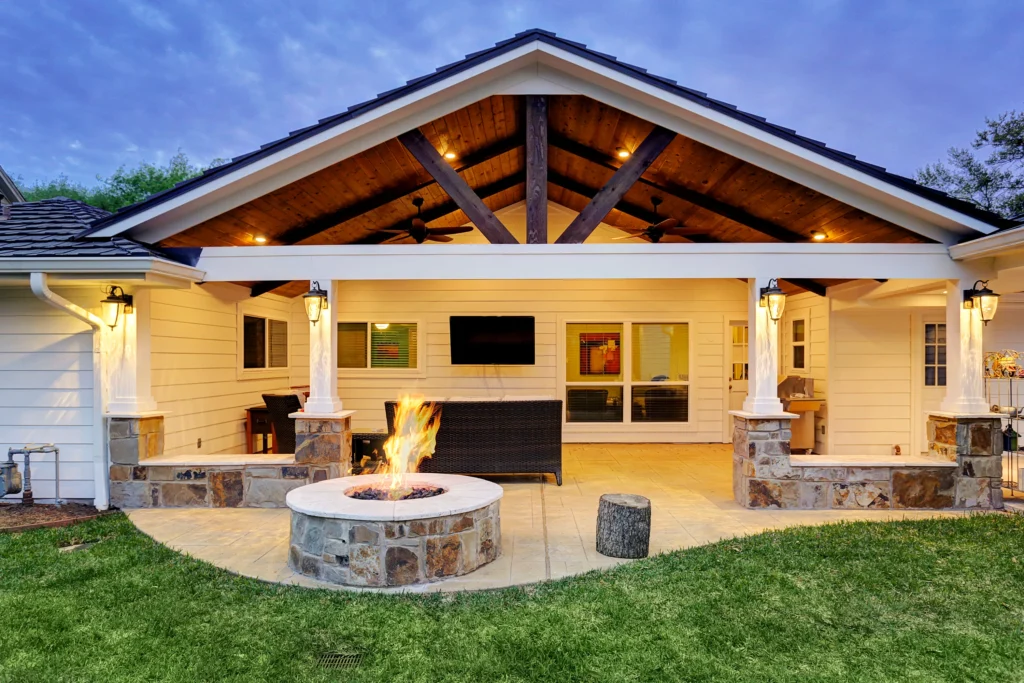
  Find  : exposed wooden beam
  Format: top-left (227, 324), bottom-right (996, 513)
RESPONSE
top-left (782, 278), bottom-right (828, 297)
top-left (250, 280), bottom-right (291, 297)
top-left (399, 129), bottom-right (518, 244)
top-left (549, 132), bottom-right (806, 243)
top-left (555, 126), bottom-right (676, 244)
top-left (273, 135), bottom-right (522, 245)
top-left (356, 172), bottom-right (526, 244)
top-left (525, 95), bottom-right (548, 244)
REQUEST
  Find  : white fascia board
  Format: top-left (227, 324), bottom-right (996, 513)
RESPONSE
top-left (195, 243), bottom-right (989, 282)
top-left (87, 47), bottom-right (546, 243)
top-left (0, 257), bottom-right (204, 285)
top-left (949, 224), bottom-right (1024, 261)
top-left (529, 46), bottom-right (994, 243)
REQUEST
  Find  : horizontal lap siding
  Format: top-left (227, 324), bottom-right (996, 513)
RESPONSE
top-left (328, 279), bottom-right (745, 442)
top-left (781, 292), bottom-right (829, 453)
top-left (829, 309), bottom-right (912, 456)
top-left (151, 284), bottom-right (296, 455)
top-left (0, 288), bottom-right (100, 502)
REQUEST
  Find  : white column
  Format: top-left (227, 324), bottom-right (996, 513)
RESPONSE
top-left (940, 279), bottom-right (990, 414)
top-left (105, 289), bottom-right (157, 415)
top-left (304, 279), bottom-right (344, 414)
top-left (742, 277), bottom-right (786, 415)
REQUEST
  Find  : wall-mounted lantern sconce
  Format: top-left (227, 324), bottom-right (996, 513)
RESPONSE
top-left (303, 281), bottom-right (329, 325)
top-left (759, 279), bottom-right (786, 323)
top-left (964, 280), bottom-right (1000, 325)
top-left (100, 286), bottom-right (133, 329)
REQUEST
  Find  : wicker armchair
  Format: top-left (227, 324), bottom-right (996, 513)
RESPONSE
top-left (385, 400), bottom-right (563, 485)
top-left (262, 394), bottom-right (301, 454)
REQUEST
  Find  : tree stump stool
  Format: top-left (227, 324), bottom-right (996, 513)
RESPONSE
top-left (596, 494), bottom-right (651, 558)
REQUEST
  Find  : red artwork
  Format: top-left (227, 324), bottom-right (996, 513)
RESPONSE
top-left (579, 333), bottom-right (620, 375)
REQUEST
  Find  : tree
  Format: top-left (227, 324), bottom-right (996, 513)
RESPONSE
top-left (20, 152), bottom-right (222, 212)
top-left (917, 111), bottom-right (1024, 219)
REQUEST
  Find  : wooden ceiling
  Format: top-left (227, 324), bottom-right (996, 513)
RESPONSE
top-left (161, 95), bottom-right (929, 296)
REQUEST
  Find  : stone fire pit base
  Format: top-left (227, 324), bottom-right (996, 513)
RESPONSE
top-left (286, 473), bottom-right (502, 587)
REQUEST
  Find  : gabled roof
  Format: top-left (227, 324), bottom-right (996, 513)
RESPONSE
top-left (82, 28), bottom-right (1012, 237)
top-left (0, 198), bottom-right (166, 257)
top-left (0, 164), bottom-right (25, 204)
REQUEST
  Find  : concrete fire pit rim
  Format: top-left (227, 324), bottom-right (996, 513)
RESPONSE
top-left (285, 473), bottom-right (503, 521)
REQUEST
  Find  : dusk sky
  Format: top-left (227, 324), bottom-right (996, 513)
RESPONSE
top-left (2, 1), bottom-right (1021, 188)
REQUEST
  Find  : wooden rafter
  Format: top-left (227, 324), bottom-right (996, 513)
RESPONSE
top-left (548, 132), bottom-right (806, 243)
top-left (525, 95), bottom-right (548, 244)
top-left (356, 172), bottom-right (525, 244)
top-left (398, 129), bottom-right (518, 244)
top-left (555, 126), bottom-right (676, 243)
top-left (271, 134), bottom-right (522, 245)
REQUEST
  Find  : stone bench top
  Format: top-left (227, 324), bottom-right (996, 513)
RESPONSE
top-left (139, 453), bottom-right (296, 467)
top-left (286, 473), bottom-right (503, 521)
top-left (790, 454), bottom-right (957, 468)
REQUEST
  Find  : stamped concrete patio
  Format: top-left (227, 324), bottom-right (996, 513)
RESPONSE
top-left (128, 444), bottom-right (968, 592)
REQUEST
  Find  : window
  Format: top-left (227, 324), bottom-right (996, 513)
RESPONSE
top-left (242, 315), bottom-right (288, 370)
top-left (565, 321), bottom-right (689, 424)
top-left (791, 318), bottom-right (807, 371)
top-left (731, 324), bottom-right (748, 381)
top-left (925, 323), bottom-right (947, 386)
top-left (338, 322), bottom-right (419, 370)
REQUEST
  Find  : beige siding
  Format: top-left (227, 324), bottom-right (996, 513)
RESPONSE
top-left (780, 292), bottom-right (830, 453)
top-left (322, 278), bottom-right (746, 442)
top-left (829, 309), bottom-right (913, 456)
top-left (151, 283), bottom-right (296, 455)
top-left (0, 287), bottom-right (101, 501)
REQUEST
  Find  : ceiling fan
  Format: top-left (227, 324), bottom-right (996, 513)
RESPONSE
top-left (378, 197), bottom-right (474, 244)
top-left (612, 197), bottom-right (709, 243)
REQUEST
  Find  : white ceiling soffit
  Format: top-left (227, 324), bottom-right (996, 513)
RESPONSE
top-left (92, 41), bottom-right (995, 245)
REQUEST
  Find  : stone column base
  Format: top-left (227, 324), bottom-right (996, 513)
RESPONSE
top-left (928, 414), bottom-right (1004, 509)
top-left (292, 411), bottom-right (355, 474)
top-left (732, 414), bottom-right (796, 508)
top-left (107, 414), bottom-right (165, 509)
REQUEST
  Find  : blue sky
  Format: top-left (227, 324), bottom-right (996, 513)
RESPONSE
top-left (2, 0), bottom-right (1021, 187)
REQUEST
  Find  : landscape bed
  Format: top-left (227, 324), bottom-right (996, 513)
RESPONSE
top-left (1, 513), bottom-right (1023, 681)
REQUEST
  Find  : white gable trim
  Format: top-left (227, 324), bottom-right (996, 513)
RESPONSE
top-left (89, 40), bottom-right (996, 245)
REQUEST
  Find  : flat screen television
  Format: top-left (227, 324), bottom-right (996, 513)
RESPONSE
top-left (449, 316), bottom-right (535, 365)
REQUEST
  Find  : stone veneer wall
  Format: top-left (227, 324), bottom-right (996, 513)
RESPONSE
top-left (927, 414), bottom-right (1004, 510)
top-left (110, 462), bottom-right (344, 508)
top-left (108, 414), bottom-right (354, 509)
top-left (289, 501), bottom-right (501, 587)
top-left (733, 414), bottom-right (1004, 510)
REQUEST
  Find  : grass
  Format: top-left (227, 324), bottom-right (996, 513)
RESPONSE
top-left (1, 514), bottom-right (1023, 682)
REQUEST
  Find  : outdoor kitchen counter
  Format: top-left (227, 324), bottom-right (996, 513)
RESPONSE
top-left (790, 454), bottom-right (957, 468)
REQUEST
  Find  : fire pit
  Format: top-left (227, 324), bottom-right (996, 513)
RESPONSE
top-left (286, 395), bottom-right (501, 587)
top-left (286, 473), bottom-right (502, 587)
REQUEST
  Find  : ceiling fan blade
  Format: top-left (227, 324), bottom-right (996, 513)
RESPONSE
top-left (377, 229), bottom-right (408, 234)
top-left (425, 234), bottom-right (454, 243)
top-left (381, 234), bottom-right (414, 244)
top-left (427, 226), bottom-right (474, 235)
top-left (611, 234), bottom-right (643, 240)
top-left (664, 227), bottom-right (705, 235)
top-left (651, 218), bottom-right (679, 231)
top-left (411, 218), bottom-right (427, 230)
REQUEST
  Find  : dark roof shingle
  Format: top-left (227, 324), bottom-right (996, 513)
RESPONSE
top-left (0, 198), bottom-right (166, 258)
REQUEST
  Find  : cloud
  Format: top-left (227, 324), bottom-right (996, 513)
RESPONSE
top-left (2, 0), bottom-right (1022, 186)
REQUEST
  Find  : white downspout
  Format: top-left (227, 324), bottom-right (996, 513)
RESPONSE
top-left (29, 273), bottom-right (110, 510)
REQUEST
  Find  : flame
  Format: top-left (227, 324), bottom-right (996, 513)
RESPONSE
top-left (376, 395), bottom-right (441, 500)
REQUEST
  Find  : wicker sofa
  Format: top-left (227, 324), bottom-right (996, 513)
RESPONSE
top-left (385, 399), bottom-right (563, 485)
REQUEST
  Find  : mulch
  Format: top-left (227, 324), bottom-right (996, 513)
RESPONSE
top-left (0, 503), bottom-right (115, 533)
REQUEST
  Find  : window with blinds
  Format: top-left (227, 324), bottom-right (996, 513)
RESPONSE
top-left (243, 315), bottom-right (288, 370)
top-left (338, 322), bottom-right (418, 370)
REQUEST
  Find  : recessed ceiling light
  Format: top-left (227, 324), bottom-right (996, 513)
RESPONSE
top-left (811, 231), bottom-right (826, 241)
top-left (616, 147), bottom-right (630, 159)
top-left (253, 235), bottom-right (267, 244)
top-left (444, 151), bottom-right (457, 160)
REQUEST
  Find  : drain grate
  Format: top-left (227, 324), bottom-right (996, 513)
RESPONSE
top-left (316, 652), bottom-right (363, 670)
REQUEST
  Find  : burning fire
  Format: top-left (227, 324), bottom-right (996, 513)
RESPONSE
top-left (376, 395), bottom-right (441, 500)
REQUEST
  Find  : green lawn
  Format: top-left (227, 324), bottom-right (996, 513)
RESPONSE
top-left (1, 514), bottom-right (1023, 682)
